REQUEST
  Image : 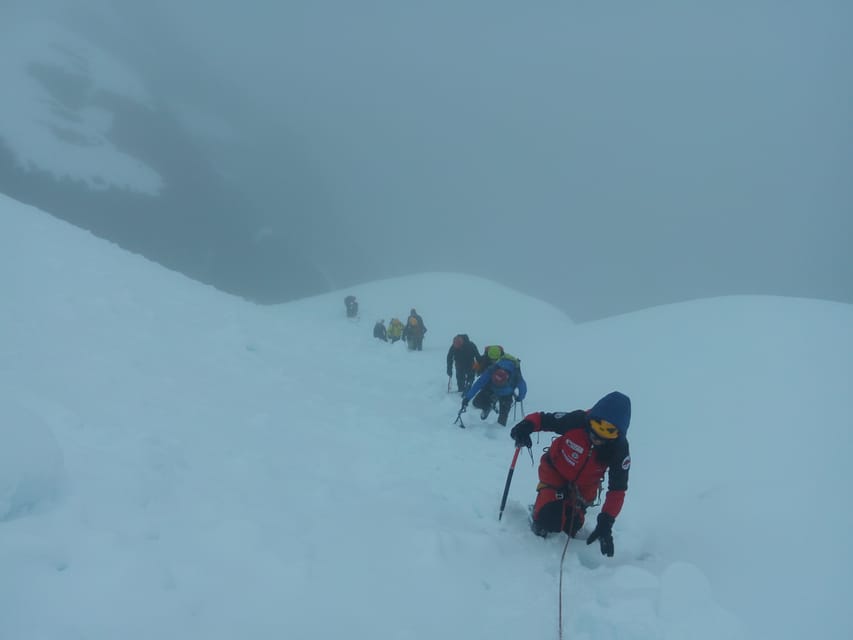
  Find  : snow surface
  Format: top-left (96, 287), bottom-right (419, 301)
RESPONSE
top-left (1, 192), bottom-right (852, 639)
top-left (0, 21), bottom-right (163, 194)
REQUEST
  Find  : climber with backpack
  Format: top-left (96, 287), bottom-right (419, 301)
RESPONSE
top-left (461, 355), bottom-right (526, 426)
top-left (373, 319), bottom-right (387, 341)
top-left (401, 308), bottom-right (427, 351)
top-left (387, 318), bottom-right (404, 344)
top-left (508, 391), bottom-right (631, 556)
top-left (446, 334), bottom-right (479, 393)
top-left (474, 344), bottom-right (519, 374)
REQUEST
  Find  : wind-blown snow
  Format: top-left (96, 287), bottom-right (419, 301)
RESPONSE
top-left (1, 192), bottom-right (851, 639)
top-left (0, 22), bottom-right (163, 194)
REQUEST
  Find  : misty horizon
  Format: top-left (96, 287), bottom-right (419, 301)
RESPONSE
top-left (1, 0), bottom-right (850, 320)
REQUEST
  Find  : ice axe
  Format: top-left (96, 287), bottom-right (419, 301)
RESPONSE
top-left (498, 446), bottom-right (522, 521)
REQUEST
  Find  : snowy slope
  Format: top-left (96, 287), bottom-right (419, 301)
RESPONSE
top-left (1, 193), bottom-right (852, 639)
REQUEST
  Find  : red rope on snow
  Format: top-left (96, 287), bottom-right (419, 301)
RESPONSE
top-left (557, 500), bottom-right (578, 639)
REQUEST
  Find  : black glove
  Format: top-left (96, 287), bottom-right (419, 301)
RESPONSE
top-left (586, 512), bottom-right (615, 557)
top-left (460, 398), bottom-right (469, 412)
top-left (509, 420), bottom-right (534, 448)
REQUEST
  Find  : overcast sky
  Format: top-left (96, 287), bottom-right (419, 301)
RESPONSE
top-left (4, 0), bottom-right (852, 319)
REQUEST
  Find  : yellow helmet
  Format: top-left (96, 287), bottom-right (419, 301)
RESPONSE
top-left (590, 419), bottom-right (619, 440)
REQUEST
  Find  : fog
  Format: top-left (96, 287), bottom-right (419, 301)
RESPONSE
top-left (3, 0), bottom-right (851, 319)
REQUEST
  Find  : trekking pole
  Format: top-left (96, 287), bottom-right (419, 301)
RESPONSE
top-left (512, 395), bottom-right (525, 421)
top-left (498, 446), bottom-right (523, 521)
top-left (454, 406), bottom-right (467, 429)
top-left (447, 376), bottom-right (452, 393)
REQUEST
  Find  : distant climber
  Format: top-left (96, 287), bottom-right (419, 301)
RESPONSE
top-left (402, 308), bottom-right (427, 351)
top-left (387, 318), bottom-right (404, 344)
top-left (373, 319), bottom-right (387, 341)
top-left (344, 295), bottom-right (358, 318)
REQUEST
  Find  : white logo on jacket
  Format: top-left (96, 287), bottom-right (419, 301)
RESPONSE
top-left (566, 438), bottom-right (584, 455)
top-left (561, 449), bottom-right (577, 466)
top-left (560, 437), bottom-right (586, 467)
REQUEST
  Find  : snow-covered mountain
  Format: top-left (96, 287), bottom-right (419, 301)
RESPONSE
top-left (0, 20), bottom-right (327, 304)
top-left (2, 192), bottom-right (851, 639)
top-left (0, 21), bottom-right (161, 193)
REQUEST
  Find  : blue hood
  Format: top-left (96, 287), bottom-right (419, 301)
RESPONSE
top-left (589, 392), bottom-right (631, 437)
top-left (495, 358), bottom-right (517, 374)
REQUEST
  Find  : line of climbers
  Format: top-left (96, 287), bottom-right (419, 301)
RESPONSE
top-left (342, 294), bottom-right (428, 352)
top-left (449, 331), bottom-right (632, 557)
top-left (372, 309), bottom-right (427, 351)
top-left (352, 297), bottom-right (631, 557)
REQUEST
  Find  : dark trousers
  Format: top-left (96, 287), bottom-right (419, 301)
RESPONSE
top-left (453, 364), bottom-right (476, 392)
top-left (472, 390), bottom-right (513, 425)
top-left (534, 492), bottom-right (585, 536)
top-left (532, 459), bottom-right (587, 536)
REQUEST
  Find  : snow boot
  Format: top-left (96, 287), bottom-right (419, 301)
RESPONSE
top-left (528, 505), bottom-right (548, 538)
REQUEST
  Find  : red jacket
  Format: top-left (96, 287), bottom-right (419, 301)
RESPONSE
top-left (526, 410), bottom-right (631, 520)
